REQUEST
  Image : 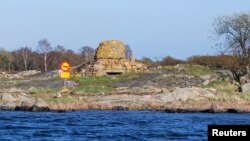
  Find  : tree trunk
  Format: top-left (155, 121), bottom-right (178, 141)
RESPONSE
top-left (24, 59), bottom-right (27, 71)
top-left (246, 66), bottom-right (250, 79)
top-left (44, 54), bottom-right (47, 72)
top-left (8, 63), bottom-right (11, 73)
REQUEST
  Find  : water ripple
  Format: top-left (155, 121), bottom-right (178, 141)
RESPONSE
top-left (0, 111), bottom-right (250, 140)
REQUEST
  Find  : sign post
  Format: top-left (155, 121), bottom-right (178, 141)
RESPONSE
top-left (59, 61), bottom-right (70, 87)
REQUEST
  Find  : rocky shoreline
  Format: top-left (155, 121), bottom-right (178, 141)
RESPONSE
top-left (1, 104), bottom-right (247, 113)
top-left (1, 64), bottom-right (250, 113)
top-left (1, 87), bottom-right (250, 113)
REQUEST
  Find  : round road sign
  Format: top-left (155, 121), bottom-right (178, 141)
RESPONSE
top-left (60, 62), bottom-right (70, 71)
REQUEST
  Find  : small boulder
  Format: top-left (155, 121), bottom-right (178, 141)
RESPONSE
top-left (1, 93), bottom-right (16, 102)
top-left (53, 92), bottom-right (62, 98)
top-left (202, 80), bottom-right (210, 86)
top-left (16, 95), bottom-right (35, 111)
top-left (66, 80), bottom-right (78, 87)
top-left (200, 74), bottom-right (211, 81)
top-left (32, 98), bottom-right (49, 111)
top-left (241, 83), bottom-right (250, 93)
top-left (0, 101), bottom-right (16, 110)
top-left (59, 88), bottom-right (71, 96)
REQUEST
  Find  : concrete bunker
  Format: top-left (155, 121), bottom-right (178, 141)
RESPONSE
top-left (81, 40), bottom-right (146, 76)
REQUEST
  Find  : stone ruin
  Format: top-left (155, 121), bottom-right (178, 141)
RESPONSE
top-left (81, 40), bottom-right (146, 76)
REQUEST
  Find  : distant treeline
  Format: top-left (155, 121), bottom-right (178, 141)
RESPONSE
top-left (0, 39), bottom-right (133, 72)
top-left (0, 38), bottom-right (240, 73)
top-left (0, 39), bottom-right (95, 72)
top-left (139, 55), bottom-right (239, 70)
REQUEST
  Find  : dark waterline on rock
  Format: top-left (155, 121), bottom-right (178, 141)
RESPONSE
top-left (0, 111), bottom-right (250, 141)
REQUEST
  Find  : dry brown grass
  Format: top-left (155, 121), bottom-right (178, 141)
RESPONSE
top-left (49, 101), bottom-right (119, 111)
top-left (47, 94), bottom-right (250, 112)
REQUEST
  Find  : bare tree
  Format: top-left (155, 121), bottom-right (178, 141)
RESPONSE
top-left (79, 46), bottom-right (95, 63)
top-left (19, 47), bottom-right (32, 71)
top-left (37, 39), bottom-right (52, 72)
top-left (125, 44), bottom-right (133, 59)
top-left (53, 45), bottom-right (65, 65)
top-left (213, 12), bottom-right (250, 87)
top-left (213, 12), bottom-right (250, 62)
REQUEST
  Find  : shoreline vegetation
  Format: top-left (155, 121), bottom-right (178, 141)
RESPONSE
top-left (1, 64), bottom-right (250, 113)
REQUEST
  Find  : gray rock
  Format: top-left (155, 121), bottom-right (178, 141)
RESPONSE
top-left (66, 80), bottom-right (78, 87)
top-left (217, 70), bottom-right (232, 81)
top-left (200, 74), bottom-right (211, 80)
top-left (0, 101), bottom-right (16, 110)
top-left (241, 83), bottom-right (250, 93)
top-left (171, 87), bottom-right (216, 101)
top-left (18, 70), bottom-right (41, 76)
top-left (53, 92), bottom-right (62, 98)
top-left (202, 80), bottom-right (210, 85)
top-left (1, 93), bottom-right (15, 102)
top-left (10, 96), bottom-right (49, 111)
top-left (154, 94), bottom-right (176, 102)
top-left (32, 98), bottom-right (49, 111)
top-left (33, 98), bottom-right (48, 108)
top-left (16, 95), bottom-right (35, 110)
top-left (156, 87), bottom-right (216, 102)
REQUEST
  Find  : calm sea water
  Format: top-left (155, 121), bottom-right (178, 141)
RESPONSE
top-left (0, 111), bottom-right (250, 141)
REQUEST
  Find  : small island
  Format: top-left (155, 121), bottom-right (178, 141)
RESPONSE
top-left (1, 38), bottom-right (250, 113)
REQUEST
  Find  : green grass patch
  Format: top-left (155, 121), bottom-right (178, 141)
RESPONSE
top-left (0, 79), bottom-right (27, 89)
top-left (205, 80), bottom-right (237, 93)
top-left (115, 72), bottom-right (146, 82)
top-left (70, 72), bottom-right (146, 93)
top-left (239, 94), bottom-right (250, 101)
top-left (71, 76), bottom-right (114, 93)
top-left (28, 87), bottom-right (59, 94)
top-left (183, 65), bottom-right (216, 76)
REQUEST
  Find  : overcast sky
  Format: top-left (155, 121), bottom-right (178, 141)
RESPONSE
top-left (0, 0), bottom-right (250, 59)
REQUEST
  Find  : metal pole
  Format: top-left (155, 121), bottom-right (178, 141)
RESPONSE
top-left (64, 79), bottom-right (67, 88)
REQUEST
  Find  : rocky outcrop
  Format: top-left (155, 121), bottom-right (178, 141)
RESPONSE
top-left (0, 101), bottom-right (16, 110)
top-left (1, 93), bottom-right (16, 102)
top-left (0, 70), bottom-right (41, 79)
top-left (0, 94), bottom-right (49, 112)
top-left (155, 87), bottom-right (216, 102)
top-left (81, 40), bottom-right (146, 76)
top-left (32, 98), bottom-right (49, 111)
top-left (17, 70), bottom-right (41, 77)
top-left (17, 95), bottom-right (36, 111)
top-left (94, 87), bottom-right (217, 107)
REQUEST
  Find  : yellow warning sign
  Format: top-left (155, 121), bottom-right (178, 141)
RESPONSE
top-left (60, 62), bottom-right (70, 71)
top-left (60, 71), bottom-right (70, 79)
